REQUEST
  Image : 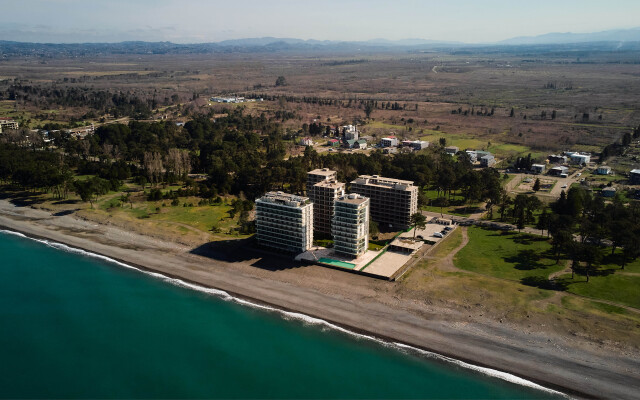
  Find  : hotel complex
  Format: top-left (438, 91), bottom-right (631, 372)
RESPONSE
top-left (332, 194), bottom-right (370, 257)
top-left (350, 175), bottom-right (418, 229)
top-left (255, 191), bottom-right (313, 253)
top-left (255, 172), bottom-right (418, 259)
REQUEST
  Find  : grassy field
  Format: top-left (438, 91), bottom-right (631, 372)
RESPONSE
top-left (421, 189), bottom-right (484, 217)
top-left (555, 253), bottom-right (640, 309)
top-left (454, 226), bottom-right (564, 280)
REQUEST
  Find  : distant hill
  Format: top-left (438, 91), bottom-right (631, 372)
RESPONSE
top-left (500, 27), bottom-right (640, 45)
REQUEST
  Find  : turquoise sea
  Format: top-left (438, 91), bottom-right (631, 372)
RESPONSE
top-left (0, 230), bottom-right (563, 399)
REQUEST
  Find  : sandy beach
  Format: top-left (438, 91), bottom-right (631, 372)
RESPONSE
top-left (1, 199), bottom-right (639, 399)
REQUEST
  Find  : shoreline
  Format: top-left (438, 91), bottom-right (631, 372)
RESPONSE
top-left (1, 201), bottom-right (639, 399)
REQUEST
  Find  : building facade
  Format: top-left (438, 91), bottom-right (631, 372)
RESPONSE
top-left (332, 194), bottom-right (370, 258)
top-left (350, 175), bottom-right (418, 229)
top-left (255, 192), bottom-right (313, 253)
top-left (311, 180), bottom-right (345, 236)
top-left (0, 118), bottom-right (19, 133)
top-left (307, 169), bottom-right (343, 237)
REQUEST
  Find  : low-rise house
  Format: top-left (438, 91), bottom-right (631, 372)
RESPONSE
top-left (383, 147), bottom-right (397, 154)
top-left (381, 136), bottom-right (398, 147)
top-left (596, 166), bottom-right (612, 175)
top-left (630, 169), bottom-right (640, 185)
top-left (406, 140), bottom-right (429, 150)
top-left (531, 164), bottom-right (546, 174)
top-left (299, 137), bottom-right (314, 146)
top-left (465, 150), bottom-right (477, 162)
top-left (601, 187), bottom-right (617, 197)
top-left (568, 152), bottom-right (591, 165)
top-left (480, 154), bottom-right (496, 167)
top-left (548, 154), bottom-right (567, 164)
top-left (550, 166), bottom-right (569, 177)
top-left (356, 139), bottom-right (367, 149)
top-left (445, 146), bottom-right (459, 155)
top-left (0, 118), bottom-right (19, 133)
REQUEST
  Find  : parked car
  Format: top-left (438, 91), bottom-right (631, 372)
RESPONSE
top-left (433, 232), bottom-right (443, 238)
top-left (561, 184), bottom-right (567, 188)
top-left (444, 226), bottom-right (454, 231)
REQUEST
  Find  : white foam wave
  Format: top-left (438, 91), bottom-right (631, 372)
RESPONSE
top-left (1, 229), bottom-right (567, 397)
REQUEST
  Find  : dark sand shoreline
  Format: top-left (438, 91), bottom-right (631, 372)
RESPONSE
top-left (1, 200), bottom-right (639, 399)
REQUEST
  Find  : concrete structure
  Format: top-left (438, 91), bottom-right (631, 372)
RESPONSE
top-left (350, 175), bottom-right (418, 229)
top-left (596, 166), bottom-right (612, 175)
top-left (548, 155), bottom-right (567, 164)
top-left (480, 154), bottom-right (496, 167)
top-left (531, 164), bottom-right (546, 174)
top-left (381, 136), bottom-right (398, 147)
top-left (328, 138), bottom-right (340, 147)
top-left (601, 187), bottom-right (617, 198)
top-left (630, 169), bottom-right (640, 185)
top-left (550, 166), bottom-right (569, 177)
top-left (567, 152), bottom-right (591, 165)
top-left (311, 180), bottom-right (345, 236)
top-left (465, 150), bottom-right (478, 162)
top-left (445, 146), bottom-right (459, 155)
top-left (299, 137), bottom-right (314, 146)
top-left (255, 192), bottom-right (313, 253)
top-left (307, 168), bottom-right (341, 236)
top-left (383, 147), bottom-right (397, 154)
top-left (332, 194), bottom-right (370, 258)
top-left (404, 140), bottom-right (429, 150)
top-left (342, 125), bottom-right (359, 141)
top-left (356, 139), bottom-right (367, 149)
top-left (0, 118), bottom-right (19, 133)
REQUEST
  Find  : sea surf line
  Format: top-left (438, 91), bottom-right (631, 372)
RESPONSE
top-left (0, 228), bottom-right (567, 398)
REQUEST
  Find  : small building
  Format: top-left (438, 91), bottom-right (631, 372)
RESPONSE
top-left (569, 153), bottom-right (591, 165)
top-left (342, 125), bottom-right (359, 141)
top-left (328, 138), bottom-right (340, 147)
top-left (630, 169), bottom-right (640, 185)
top-left (445, 146), bottom-right (459, 156)
top-left (596, 166), bottom-right (612, 175)
top-left (531, 164), bottom-right (546, 174)
top-left (475, 150), bottom-right (491, 159)
top-left (480, 154), bottom-right (496, 167)
top-left (381, 136), bottom-right (398, 147)
top-left (299, 137), bottom-right (314, 146)
top-left (601, 187), bottom-right (617, 198)
top-left (356, 139), bottom-right (367, 149)
top-left (383, 147), bottom-right (397, 154)
top-left (407, 140), bottom-right (429, 150)
top-left (548, 155), bottom-right (567, 164)
top-left (345, 139), bottom-right (357, 149)
top-left (465, 150), bottom-right (477, 162)
top-left (550, 166), bottom-right (569, 177)
top-left (0, 118), bottom-right (19, 133)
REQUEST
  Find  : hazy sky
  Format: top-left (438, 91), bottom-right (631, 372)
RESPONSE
top-left (2, 0), bottom-right (639, 43)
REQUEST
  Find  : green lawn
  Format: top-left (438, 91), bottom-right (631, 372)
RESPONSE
top-left (554, 252), bottom-right (640, 309)
top-left (454, 226), bottom-right (564, 280)
top-left (421, 189), bottom-right (484, 217)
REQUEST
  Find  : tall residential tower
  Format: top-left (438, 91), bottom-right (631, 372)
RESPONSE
top-left (255, 192), bottom-right (313, 253)
top-left (350, 175), bottom-right (418, 229)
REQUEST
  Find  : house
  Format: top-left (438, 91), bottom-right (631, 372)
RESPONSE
top-left (345, 139), bottom-right (357, 149)
top-left (630, 169), bottom-right (640, 185)
top-left (596, 166), bottom-right (612, 175)
top-left (601, 187), bottom-right (617, 198)
top-left (328, 138), bottom-right (340, 147)
top-left (383, 147), bottom-right (397, 154)
top-left (568, 152), bottom-right (591, 165)
top-left (299, 137), bottom-right (314, 146)
top-left (342, 125), bottom-right (359, 141)
top-left (381, 136), bottom-right (398, 147)
top-left (445, 146), bottom-right (459, 155)
top-left (465, 150), bottom-right (477, 162)
top-left (531, 164), bottom-right (546, 174)
top-left (407, 140), bottom-right (429, 150)
top-left (475, 150), bottom-right (491, 159)
top-left (550, 166), bottom-right (569, 177)
top-left (480, 154), bottom-right (496, 167)
top-left (0, 118), bottom-right (19, 133)
top-left (548, 154), bottom-right (567, 164)
top-left (356, 139), bottom-right (367, 149)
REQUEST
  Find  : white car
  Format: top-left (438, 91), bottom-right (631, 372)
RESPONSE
top-left (561, 184), bottom-right (568, 188)
top-left (576, 173), bottom-right (581, 177)
top-left (433, 232), bottom-right (444, 238)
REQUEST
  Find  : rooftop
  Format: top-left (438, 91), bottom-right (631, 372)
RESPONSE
top-left (337, 193), bottom-right (369, 205)
top-left (314, 180), bottom-right (345, 190)
top-left (351, 175), bottom-right (415, 189)
top-left (308, 168), bottom-right (336, 176)
top-left (258, 191), bottom-right (310, 207)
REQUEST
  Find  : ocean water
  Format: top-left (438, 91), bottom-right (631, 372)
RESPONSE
top-left (0, 230), bottom-right (564, 399)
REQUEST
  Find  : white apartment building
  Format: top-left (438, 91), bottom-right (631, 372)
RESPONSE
top-left (255, 192), bottom-right (313, 253)
top-left (0, 118), bottom-right (19, 133)
top-left (307, 168), bottom-right (343, 236)
top-left (332, 194), bottom-right (370, 258)
top-left (350, 175), bottom-right (418, 229)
